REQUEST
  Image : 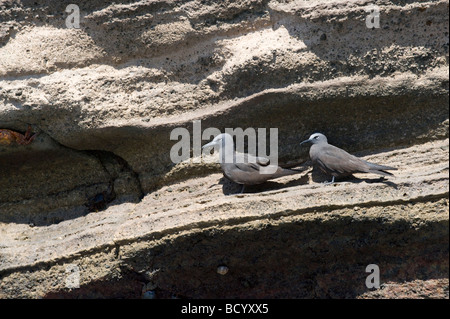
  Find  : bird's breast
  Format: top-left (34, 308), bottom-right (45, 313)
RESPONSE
top-left (309, 145), bottom-right (320, 162)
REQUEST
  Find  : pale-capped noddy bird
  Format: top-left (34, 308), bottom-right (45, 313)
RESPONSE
top-left (202, 133), bottom-right (304, 194)
top-left (299, 133), bottom-right (397, 184)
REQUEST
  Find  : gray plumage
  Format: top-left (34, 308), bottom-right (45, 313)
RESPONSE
top-left (203, 133), bottom-right (303, 192)
top-left (300, 133), bottom-right (397, 183)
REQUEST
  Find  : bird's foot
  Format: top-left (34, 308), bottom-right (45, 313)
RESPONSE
top-left (322, 176), bottom-right (335, 185)
top-left (228, 185), bottom-right (245, 196)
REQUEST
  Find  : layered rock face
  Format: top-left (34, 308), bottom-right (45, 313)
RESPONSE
top-left (0, 0), bottom-right (448, 298)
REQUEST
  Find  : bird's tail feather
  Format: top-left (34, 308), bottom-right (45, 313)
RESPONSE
top-left (369, 169), bottom-right (394, 176)
top-left (365, 161), bottom-right (397, 172)
top-left (277, 168), bottom-right (306, 177)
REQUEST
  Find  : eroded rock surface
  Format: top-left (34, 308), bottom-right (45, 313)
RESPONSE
top-left (0, 0), bottom-right (448, 298)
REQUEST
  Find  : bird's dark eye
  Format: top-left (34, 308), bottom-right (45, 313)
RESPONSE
top-left (314, 136), bottom-right (319, 139)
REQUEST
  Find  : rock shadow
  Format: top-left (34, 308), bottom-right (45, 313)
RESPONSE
top-left (219, 171), bottom-right (309, 195)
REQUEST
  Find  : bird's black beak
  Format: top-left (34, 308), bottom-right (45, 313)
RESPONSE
top-left (299, 138), bottom-right (312, 146)
top-left (202, 140), bottom-right (217, 150)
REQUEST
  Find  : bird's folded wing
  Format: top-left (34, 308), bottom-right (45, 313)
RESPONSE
top-left (318, 147), bottom-right (369, 174)
top-left (235, 152), bottom-right (270, 166)
top-left (233, 162), bottom-right (261, 173)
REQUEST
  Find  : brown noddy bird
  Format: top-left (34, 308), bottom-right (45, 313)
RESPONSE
top-left (300, 133), bottom-right (397, 184)
top-left (202, 133), bottom-right (304, 193)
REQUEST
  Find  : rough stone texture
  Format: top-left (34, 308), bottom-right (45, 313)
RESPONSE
top-left (0, 0), bottom-right (448, 298)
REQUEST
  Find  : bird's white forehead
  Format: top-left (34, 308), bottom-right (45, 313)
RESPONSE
top-left (214, 133), bottom-right (232, 141)
top-left (309, 133), bottom-right (323, 139)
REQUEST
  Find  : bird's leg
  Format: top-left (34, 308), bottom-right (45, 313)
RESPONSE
top-left (323, 176), bottom-right (335, 185)
top-left (238, 185), bottom-right (245, 194)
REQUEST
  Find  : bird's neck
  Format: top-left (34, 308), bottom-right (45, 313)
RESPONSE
top-left (219, 141), bottom-right (235, 164)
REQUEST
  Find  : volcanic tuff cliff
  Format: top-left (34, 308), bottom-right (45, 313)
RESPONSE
top-left (0, 0), bottom-right (448, 298)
